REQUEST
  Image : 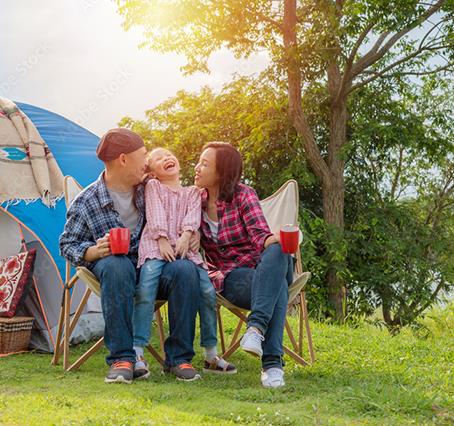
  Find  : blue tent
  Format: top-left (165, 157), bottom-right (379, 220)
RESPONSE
top-left (0, 102), bottom-right (103, 351)
top-left (8, 102), bottom-right (103, 278)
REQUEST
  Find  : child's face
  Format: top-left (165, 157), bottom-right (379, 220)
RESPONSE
top-left (148, 148), bottom-right (180, 179)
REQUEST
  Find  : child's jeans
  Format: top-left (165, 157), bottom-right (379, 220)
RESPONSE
top-left (133, 259), bottom-right (217, 349)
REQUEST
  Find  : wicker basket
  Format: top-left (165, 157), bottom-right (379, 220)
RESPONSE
top-left (0, 316), bottom-right (34, 354)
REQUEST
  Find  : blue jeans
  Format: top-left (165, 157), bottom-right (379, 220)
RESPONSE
top-left (222, 244), bottom-right (293, 370)
top-left (92, 256), bottom-right (199, 367)
top-left (134, 259), bottom-right (217, 350)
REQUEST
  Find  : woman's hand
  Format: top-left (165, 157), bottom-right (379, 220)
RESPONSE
top-left (158, 237), bottom-right (176, 262)
top-left (189, 230), bottom-right (201, 252)
top-left (264, 233), bottom-right (280, 249)
top-left (175, 231), bottom-right (191, 259)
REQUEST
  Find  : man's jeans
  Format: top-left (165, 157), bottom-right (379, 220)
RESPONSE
top-left (134, 259), bottom-right (217, 350)
top-left (222, 244), bottom-right (293, 370)
top-left (92, 256), bottom-right (199, 367)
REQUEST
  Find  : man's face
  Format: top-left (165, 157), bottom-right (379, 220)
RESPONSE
top-left (122, 147), bottom-right (148, 185)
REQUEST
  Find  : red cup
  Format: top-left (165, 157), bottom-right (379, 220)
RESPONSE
top-left (109, 228), bottom-right (130, 255)
top-left (280, 225), bottom-right (300, 254)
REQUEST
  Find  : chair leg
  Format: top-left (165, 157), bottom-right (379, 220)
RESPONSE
top-left (284, 318), bottom-right (300, 353)
top-left (217, 305), bottom-right (226, 354)
top-left (301, 291), bottom-right (315, 363)
top-left (57, 287), bottom-right (92, 357)
top-left (283, 345), bottom-right (310, 366)
top-left (67, 337), bottom-right (105, 372)
top-left (146, 344), bottom-right (164, 365)
top-left (51, 291), bottom-right (66, 365)
top-left (155, 308), bottom-right (166, 357)
top-left (63, 286), bottom-right (71, 370)
top-left (298, 295), bottom-right (304, 356)
top-left (222, 309), bottom-right (247, 359)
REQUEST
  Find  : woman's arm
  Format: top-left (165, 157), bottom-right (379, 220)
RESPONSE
top-left (239, 185), bottom-right (274, 252)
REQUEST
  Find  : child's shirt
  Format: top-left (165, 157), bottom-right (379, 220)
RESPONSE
top-left (138, 178), bottom-right (204, 267)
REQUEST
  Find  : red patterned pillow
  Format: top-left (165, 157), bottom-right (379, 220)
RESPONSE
top-left (0, 249), bottom-right (36, 318)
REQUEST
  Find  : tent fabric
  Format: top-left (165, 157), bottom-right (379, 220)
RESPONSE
top-left (4, 102), bottom-right (103, 280)
top-left (0, 102), bottom-right (105, 352)
top-left (0, 98), bottom-right (64, 207)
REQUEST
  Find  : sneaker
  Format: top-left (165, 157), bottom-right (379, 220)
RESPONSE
top-left (164, 363), bottom-right (201, 381)
top-left (203, 356), bottom-right (237, 375)
top-left (261, 367), bottom-right (285, 388)
top-left (104, 360), bottom-right (133, 384)
top-left (133, 356), bottom-right (150, 380)
top-left (240, 327), bottom-right (264, 358)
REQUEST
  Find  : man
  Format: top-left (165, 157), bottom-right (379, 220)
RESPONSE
top-left (59, 128), bottom-right (200, 383)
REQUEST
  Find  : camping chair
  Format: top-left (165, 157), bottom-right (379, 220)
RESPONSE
top-left (216, 179), bottom-right (315, 366)
top-left (51, 176), bottom-right (167, 371)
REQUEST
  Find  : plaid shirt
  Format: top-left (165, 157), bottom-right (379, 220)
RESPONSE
top-left (200, 183), bottom-right (273, 292)
top-left (59, 172), bottom-right (145, 270)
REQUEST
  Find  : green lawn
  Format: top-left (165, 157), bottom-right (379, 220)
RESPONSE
top-left (1, 306), bottom-right (453, 426)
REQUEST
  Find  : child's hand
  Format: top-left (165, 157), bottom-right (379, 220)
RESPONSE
top-left (158, 237), bottom-right (176, 262)
top-left (175, 231), bottom-right (191, 259)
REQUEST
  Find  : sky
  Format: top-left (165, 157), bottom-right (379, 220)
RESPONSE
top-left (0, 0), bottom-right (268, 135)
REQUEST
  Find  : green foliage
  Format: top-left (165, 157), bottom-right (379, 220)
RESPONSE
top-left (115, 0), bottom-right (453, 325)
top-left (119, 76), bottom-right (315, 197)
top-left (120, 73), bottom-right (453, 328)
top-left (1, 310), bottom-right (453, 425)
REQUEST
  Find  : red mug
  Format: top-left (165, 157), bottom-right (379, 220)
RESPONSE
top-left (280, 225), bottom-right (300, 254)
top-left (109, 228), bottom-right (130, 255)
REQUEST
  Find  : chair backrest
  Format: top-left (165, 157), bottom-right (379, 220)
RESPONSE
top-left (64, 175), bottom-right (83, 209)
top-left (260, 179), bottom-right (299, 233)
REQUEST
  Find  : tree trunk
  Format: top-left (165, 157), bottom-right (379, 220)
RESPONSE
top-left (284, 0), bottom-right (348, 321)
top-left (325, 60), bottom-right (348, 321)
top-left (323, 176), bottom-right (346, 320)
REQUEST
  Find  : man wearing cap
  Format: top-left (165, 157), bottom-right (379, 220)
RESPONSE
top-left (60, 128), bottom-right (201, 383)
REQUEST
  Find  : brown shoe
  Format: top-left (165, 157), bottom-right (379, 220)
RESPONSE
top-left (203, 356), bottom-right (237, 375)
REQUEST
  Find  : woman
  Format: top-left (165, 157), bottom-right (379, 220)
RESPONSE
top-left (194, 142), bottom-right (294, 388)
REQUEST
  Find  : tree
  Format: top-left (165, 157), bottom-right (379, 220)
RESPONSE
top-left (116, 0), bottom-right (453, 320)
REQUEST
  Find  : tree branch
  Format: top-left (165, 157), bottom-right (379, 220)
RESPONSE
top-left (349, 44), bottom-right (451, 93)
top-left (390, 147), bottom-right (404, 200)
top-left (351, 0), bottom-right (446, 77)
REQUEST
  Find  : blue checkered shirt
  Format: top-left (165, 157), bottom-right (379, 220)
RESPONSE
top-left (59, 173), bottom-right (145, 270)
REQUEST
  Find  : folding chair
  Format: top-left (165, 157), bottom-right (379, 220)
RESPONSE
top-left (216, 179), bottom-right (315, 366)
top-left (51, 176), bottom-right (167, 371)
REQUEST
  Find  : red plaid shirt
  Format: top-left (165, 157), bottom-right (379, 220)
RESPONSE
top-left (200, 183), bottom-right (273, 292)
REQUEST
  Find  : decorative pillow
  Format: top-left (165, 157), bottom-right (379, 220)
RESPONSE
top-left (0, 249), bottom-right (36, 318)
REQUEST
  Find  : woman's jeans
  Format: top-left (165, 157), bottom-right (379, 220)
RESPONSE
top-left (222, 243), bottom-right (293, 370)
top-left (133, 259), bottom-right (218, 350)
top-left (92, 255), bottom-right (199, 367)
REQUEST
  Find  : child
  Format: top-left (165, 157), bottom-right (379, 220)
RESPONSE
top-left (133, 147), bottom-right (237, 379)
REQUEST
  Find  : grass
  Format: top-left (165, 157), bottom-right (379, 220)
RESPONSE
top-left (0, 305), bottom-right (453, 426)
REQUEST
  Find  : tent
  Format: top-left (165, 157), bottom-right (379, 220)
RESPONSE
top-left (0, 102), bottom-right (104, 352)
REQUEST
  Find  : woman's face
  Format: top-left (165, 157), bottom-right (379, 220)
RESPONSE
top-left (194, 148), bottom-right (219, 189)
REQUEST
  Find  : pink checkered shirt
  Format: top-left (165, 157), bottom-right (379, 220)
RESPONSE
top-left (200, 183), bottom-right (273, 292)
top-left (138, 179), bottom-right (204, 267)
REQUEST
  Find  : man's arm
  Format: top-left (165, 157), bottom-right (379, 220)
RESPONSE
top-left (59, 200), bottom-right (98, 266)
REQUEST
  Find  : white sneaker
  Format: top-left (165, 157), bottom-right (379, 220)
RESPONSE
top-left (261, 367), bottom-right (285, 388)
top-left (240, 327), bottom-right (264, 358)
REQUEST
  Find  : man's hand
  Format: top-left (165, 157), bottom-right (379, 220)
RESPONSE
top-left (158, 237), bottom-right (176, 262)
top-left (189, 230), bottom-right (201, 252)
top-left (84, 233), bottom-right (111, 262)
top-left (175, 231), bottom-right (191, 259)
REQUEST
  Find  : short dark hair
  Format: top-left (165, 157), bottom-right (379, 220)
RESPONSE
top-left (202, 141), bottom-right (243, 202)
